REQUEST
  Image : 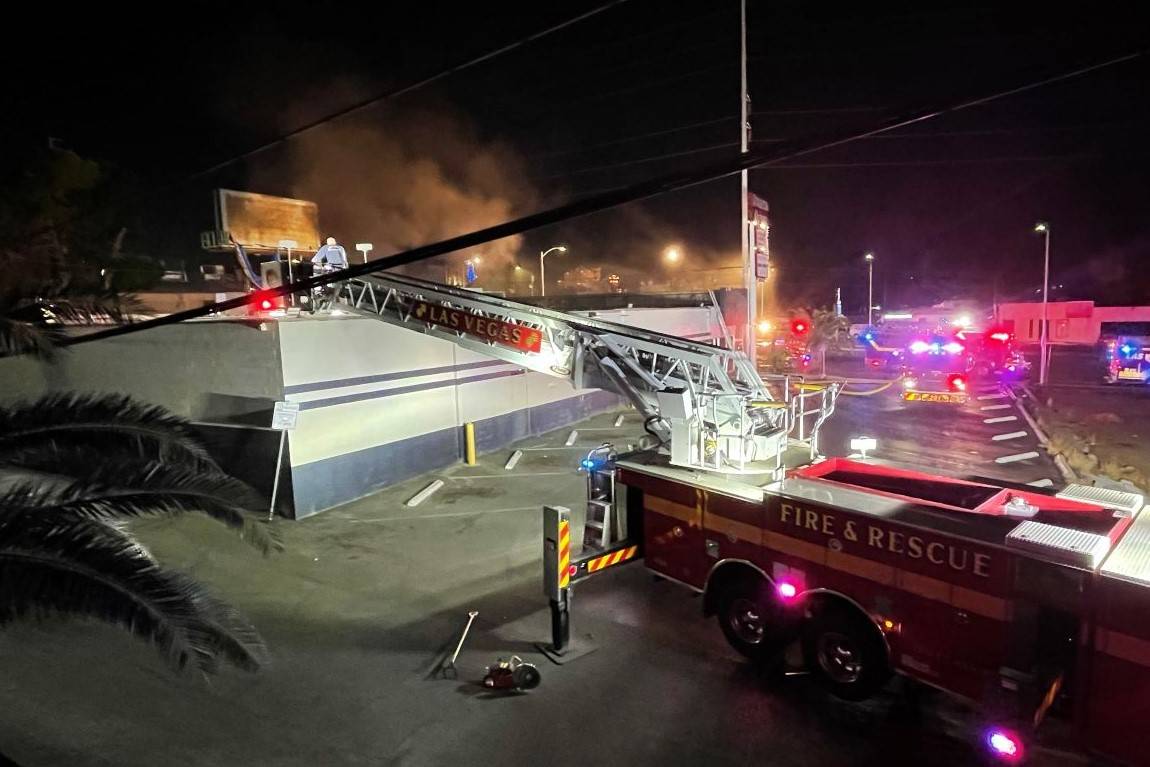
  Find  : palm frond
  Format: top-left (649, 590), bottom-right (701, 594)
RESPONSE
top-left (0, 393), bottom-right (218, 468)
top-left (0, 506), bottom-right (266, 673)
top-left (0, 317), bottom-right (63, 361)
top-left (4, 467), bottom-right (280, 555)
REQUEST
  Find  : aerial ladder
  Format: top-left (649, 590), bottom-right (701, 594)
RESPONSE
top-left (312, 270), bottom-right (838, 658)
top-left (319, 270), bottom-right (837, 476)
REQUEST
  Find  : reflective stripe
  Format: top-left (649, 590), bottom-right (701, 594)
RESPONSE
top-left (586, 545), bottom-right (639, 573)
top-left (1096, 628), bottom-right (1150, 667)
top-left (645, 495), bottom-right (699, 527)
top-left (558, 520), bottom-right (570, 589)
top-left (707, 513), bottom-right (761, 544)
top-left (952, 585), bottom-right (1010, 621)
top-left (829, 549), bottom-right (896, 586)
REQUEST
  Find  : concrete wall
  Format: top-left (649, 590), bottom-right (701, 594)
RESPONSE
top-left (1, 305), bottom-right (722, 519)
top-left (0, 320), bottom-right (282, 422)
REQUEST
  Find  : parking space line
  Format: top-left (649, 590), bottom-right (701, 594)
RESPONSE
top-left (996, 451), bottom-right (1040, 464)
top-left (405, 479), bottom-right (445, 507)
top-left (992, 431), bottom-right (1029, 441)
top-left (1027, 478), bottom-right (1055, 488)
top-left (977, 393), bottom-right (1008, 400)
top-left (980, 404), bottom-right (1012, 411)
top-left (449, 470), bottom-right (573, 479)
top-left (983, 415), bottom-right (1018, 424)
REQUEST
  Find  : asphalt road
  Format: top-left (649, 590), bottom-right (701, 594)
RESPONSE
top-left (0, 402), bottom-right (1077, 767)
top-left (819, 375), bottom-right (1061, 487)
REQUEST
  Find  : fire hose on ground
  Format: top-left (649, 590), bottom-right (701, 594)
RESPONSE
top-left (794, 379), bottom-right (899, 397)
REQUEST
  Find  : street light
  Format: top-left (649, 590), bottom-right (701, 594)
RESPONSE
top-left (864, 253), bottom-right (875, 326)
top-left (664, 246), bottom-right (682, 265)
top-left (1034, 222), bottom-right (1051, 385)
top-left (539, 246), bottom-right (566, 297)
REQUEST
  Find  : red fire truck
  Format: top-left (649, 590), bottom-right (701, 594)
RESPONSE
top-left (551, 448), bottom-right (1148, 764)
top-left (296, 269), bottom-right (1148, 765)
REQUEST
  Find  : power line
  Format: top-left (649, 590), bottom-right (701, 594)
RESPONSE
top-left (189, 0), bottom-right (629, 179)
top-left (542, 142), bottom-right (739, 180)
top-left (61, 48), bottom-right (1145, 349)
top-left (528, 116), bottom-right (737, 162)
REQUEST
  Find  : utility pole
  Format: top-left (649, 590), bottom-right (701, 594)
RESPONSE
top-left (1034, 222), bottom-right (1051, 385)
top-left (740, 0), bottom-right (755, 365)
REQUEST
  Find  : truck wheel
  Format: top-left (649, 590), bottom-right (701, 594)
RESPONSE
top-left (717, 577), bottom-right (788, 662)
top-left (802, 605), bottom-right (890, 701)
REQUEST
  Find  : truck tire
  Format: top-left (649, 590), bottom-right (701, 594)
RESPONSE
top-left (716, 576), bottom-right (789, 663)
top-left (801, 605), bottom-right (890, 701)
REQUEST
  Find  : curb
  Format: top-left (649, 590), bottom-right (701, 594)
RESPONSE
top-left (1010, 384), bottom-right (1076, 484)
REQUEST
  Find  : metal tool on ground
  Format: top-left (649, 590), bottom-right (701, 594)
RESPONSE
top-left (442, 610), bottom-right (479, 679)
top-left (482, 656), bottom-right (541, 691)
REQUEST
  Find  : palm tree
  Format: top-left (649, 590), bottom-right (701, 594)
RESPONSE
top-left (0, 279), bottom-right (139, 360)
top-left (0, 392), bottom-right (277, 675)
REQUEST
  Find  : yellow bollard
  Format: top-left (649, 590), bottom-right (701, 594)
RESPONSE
top-left (464, 422), bottom-right (477, 465)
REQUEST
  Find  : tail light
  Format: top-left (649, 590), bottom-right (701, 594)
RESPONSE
top-left (777, 581), bottom-right (799, 601)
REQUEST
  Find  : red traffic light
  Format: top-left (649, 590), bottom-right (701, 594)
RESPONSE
top-left (791, 319), bottom-right (809, 335)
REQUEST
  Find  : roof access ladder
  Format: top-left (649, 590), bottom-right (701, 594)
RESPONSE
top-left (319, 272), bottom-right (832, 475)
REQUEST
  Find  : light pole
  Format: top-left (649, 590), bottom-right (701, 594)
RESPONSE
top-left (864, 252), bottom-right (875, 326)
top-left (1034, 222), bottom-right (1051, 385)
top-left (539, 246), bottom-right (566, 297)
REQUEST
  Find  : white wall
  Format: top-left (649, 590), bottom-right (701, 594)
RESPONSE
top-left (277, 306), bottom-right (721, 469)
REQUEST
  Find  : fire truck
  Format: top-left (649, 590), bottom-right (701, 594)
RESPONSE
top-left (306, 271), bottom-right (1148, 765)
top-left (1101, 323), bottom-right (1150, 384)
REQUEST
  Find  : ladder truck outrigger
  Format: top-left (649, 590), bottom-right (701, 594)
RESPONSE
top-left (310, 271), bottom-right (1150, 765)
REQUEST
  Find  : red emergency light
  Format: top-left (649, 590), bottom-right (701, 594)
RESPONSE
top-left (252, 291), bottom-right (279, 311)
top-left (777, 581), bottom-right (798, 600)
top-left (946, 373), bottom-right (967, 392)
top-left (791, 319), bottom-right (809, 336)
top-left (990, 332), bottom-right (1011, 343)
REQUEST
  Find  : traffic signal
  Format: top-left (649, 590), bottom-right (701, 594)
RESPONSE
top-left (791, 318), bottom-right (809, 336)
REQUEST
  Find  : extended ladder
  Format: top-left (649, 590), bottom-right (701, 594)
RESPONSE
top-left (321, 271), bottom-right (832, 474)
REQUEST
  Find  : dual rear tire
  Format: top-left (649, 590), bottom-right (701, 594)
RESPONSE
top-left (716, 577), bottom-right (890, 701)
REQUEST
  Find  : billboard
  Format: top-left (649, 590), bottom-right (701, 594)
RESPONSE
top-left (207, 189), bottom-right (320, 252)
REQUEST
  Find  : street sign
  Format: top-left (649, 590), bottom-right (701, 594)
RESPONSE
top-left (749, 193), bottom-right (769, 279)
top-left (271, 401), bottom-right (300, 430)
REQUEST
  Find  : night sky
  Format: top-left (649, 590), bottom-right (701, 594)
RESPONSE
top-left (6, 1), bottom-right (1149, 310)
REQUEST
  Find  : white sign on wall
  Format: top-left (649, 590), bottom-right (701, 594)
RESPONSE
top-left (271, 401), bottom-right (300, 431)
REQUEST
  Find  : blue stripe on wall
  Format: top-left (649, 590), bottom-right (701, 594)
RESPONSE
top-left (290, 390), bottom-right (626, 517)
top-left (284, 359), bottom-right (507, 394)
top-left (296, 369), bottom-right (525, 410)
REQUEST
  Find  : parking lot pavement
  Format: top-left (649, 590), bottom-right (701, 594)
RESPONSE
top-left (0, 401), bottom-right (1078, 767)
top-left (819, 377), bottom-right (1061, 487)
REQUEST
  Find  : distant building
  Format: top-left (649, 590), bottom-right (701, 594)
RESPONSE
top-left (996, 301), bottom-right (1150, 345)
